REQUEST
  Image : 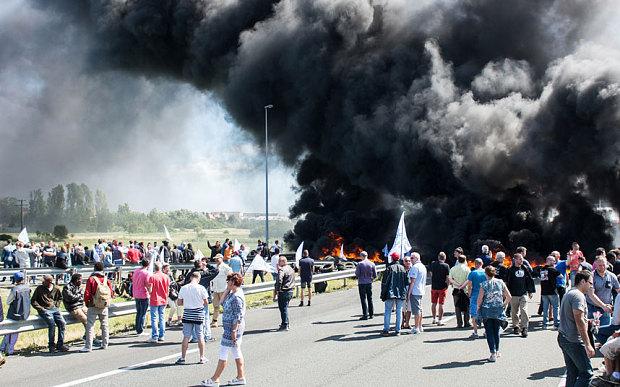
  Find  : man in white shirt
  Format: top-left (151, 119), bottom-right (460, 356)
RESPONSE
top-left (210, 254), bottom-right (232, 328)
top-left (407, 252), bottom-right (428, 334)
top-left (176, 272), bottom-right (209, 365)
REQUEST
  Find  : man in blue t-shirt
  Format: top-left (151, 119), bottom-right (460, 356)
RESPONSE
top-left (298, 250), bottom-right (315, 307)
top-left (463, 258), bottom-right (486, 338)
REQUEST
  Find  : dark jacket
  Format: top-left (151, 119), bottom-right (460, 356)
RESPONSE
top-left (275, 265), bottom-right (295, 292)
top-left (62, 282), bottom-right (85, 311)
top-left (381, 261), bottom-right (409, 301)
top-left (506, 265), bottom-right (535, 297)
top-left (32, 284), bottom-right (63, 312)
top-left (490, 261), bottom-right (509, 282)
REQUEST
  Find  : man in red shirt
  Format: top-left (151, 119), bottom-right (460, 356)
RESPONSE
top-left (568, 242), bottom-right (584, 286)
top-left (80, 262), bottom-right (114, 352)
top-left (126, 244), bottom-right (142, 264)
top-left (147, 262), bottom-right (170, 343)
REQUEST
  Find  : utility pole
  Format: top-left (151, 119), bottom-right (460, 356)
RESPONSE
top-left (14, 199), bottom-right (27, 230)
top-left (264, 104), bottom-right (273, 247)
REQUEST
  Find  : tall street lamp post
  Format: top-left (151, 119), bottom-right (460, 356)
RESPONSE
top-left (264, 104), bottom-right (273, 248)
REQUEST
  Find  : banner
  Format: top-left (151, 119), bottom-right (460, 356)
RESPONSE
top-left (247, 253), bottom-right (270, 273)
top-left (164, 225), bottom-right (172, 241)
top-left (388, 211), bottom-right (412, 262)
top-left (295, 241), bottom-right (304, 266)
top-left (17, 228), bottom-right (29, 244)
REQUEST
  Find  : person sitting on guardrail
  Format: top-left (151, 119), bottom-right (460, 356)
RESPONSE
top-left (298, 250), bottom-right (315, 307)
top-left (32, 274), bottom-right (69, 353)
top-left (62, 273), bottom-right (88, 336)
top-left (201, 272), bottom-right (247, 387)
top-left (80, 262), bottom-right (114, 352)
top-left (175, 271), bottom-right (209, 365)
top-left (1, 272), bottom-right (31, 356)
top-left (275, 255), bottom-right (295, 332)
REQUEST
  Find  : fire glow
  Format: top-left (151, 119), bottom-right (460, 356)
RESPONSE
top-left (320, 232), bottom-right (382, 263)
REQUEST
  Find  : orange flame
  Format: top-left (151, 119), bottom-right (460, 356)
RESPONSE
top-left (320, 232), bottom-right (382, 263)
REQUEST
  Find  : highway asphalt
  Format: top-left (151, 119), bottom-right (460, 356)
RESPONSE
top-left (1, 282), bottom-right (581, 386)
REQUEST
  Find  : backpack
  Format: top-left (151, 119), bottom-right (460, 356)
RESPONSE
top-left (93, 276), bottom-right (112, 308)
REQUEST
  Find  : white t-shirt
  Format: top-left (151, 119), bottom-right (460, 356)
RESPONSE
top-left (271, 254), bottom-right (279, 273)
top-left (178, 282), bottom-right (209, 309)
top-left (409, 262), bottom-right (428, 296)
top-left (211, 263), bottom-right (232, 293)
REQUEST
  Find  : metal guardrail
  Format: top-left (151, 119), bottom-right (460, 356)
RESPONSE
top-left (0, 264), bottom-right (385, 336)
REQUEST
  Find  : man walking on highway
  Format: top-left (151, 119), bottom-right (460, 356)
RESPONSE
top-left (356, 251), bottom-right (377, 320)
top-left (147, 262), bottom-right (170, 343)
top-left (506, 253), bottom-right (535, 337)
top-left (80, 262), bottom-right (113, 352)
top-left (381, 252), bottom-right (408, 336)
top-left (430, 252), bottom-right (450, 325)
top-left (298, 249), bottom-right (315, 307)
top-left (558, 270), bottom-right (595, 387)
top-left (408, 252), bottom-right (428, 334)
top-left (275, 255), bottom-right (295, 331)
top-left (132, 258), bottom-right (150, 335)
top-left (211, 254), bottom-right (232, 328)
top-left (176, 272), bottom-right (209, 365)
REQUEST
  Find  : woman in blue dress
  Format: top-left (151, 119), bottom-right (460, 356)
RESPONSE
top-left (477, 265), bottom-right (512, 362)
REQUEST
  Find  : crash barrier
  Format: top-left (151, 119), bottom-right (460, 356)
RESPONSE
top-left (0, 264), bottom-right (385, 336)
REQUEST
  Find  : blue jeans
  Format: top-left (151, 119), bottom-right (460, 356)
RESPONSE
top-left (484, 318), bottom-right (501, 353)
top-left (588, 305), bottom-right (611, 326)
top-left (595, 324), bottom-right (620, 344)
top-left (542, 294), bottom-right (559, 327)
top-left (278, 290), bottom-right (293, 327)
top-left (38, 308), bottom-right (66, 349)
top-left (135, 298), bottom-right (149, 334)
top-left (383, 299), bottom-right (404, 333)
top-left (191, 306), bottom-right (212, 341)
top-left (558, 333), bottom-right (593, 387)
top-left (150, 305), bottom-right (166, 340)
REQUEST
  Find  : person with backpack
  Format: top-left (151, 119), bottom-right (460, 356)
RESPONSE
top-left (80, 262), bottom-right (114, 352)
top-left (1, 272), bottom-right (31, 356)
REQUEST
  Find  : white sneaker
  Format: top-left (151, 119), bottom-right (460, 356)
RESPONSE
top-left (201, 378), bottom-right (219, 387)
top-left (78, 347), bottom-right (91, 353)
top-left (411, 327), bottom-right (419, 335)
top-left (228, 378), bottom-right (247, 386)
top-left (147, 338), bottom-right (158, 343)
top-left (488, 353), bottom-right (497, 362)
top-left (199, 356), bottom-right (208, 364)
top-left (437, 320), bottom-right (445, 326)
top-left (432, 318), bottom-right (437, 324)
top-left (419, 326), bottom-right (424, 332)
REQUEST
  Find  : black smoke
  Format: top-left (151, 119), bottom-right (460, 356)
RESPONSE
top-left (34, 0), bottom-right (620, 259)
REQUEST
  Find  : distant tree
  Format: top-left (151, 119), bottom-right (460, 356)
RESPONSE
top-left (53, 224), bottom-right (68, 240)
top-left (47, 184), bottom-right (65, 222)
top-left (28, 189), bottom-right (47, 229)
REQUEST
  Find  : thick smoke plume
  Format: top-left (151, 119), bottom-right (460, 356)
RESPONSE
top-left (35, 0), bottom-right (620, 258)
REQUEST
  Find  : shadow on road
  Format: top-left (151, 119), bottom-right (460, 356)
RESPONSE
top-left (243, 328), bottom-right (277, 336)
top-left (129, 342), bottom-right (179, 348)
top-left (312, 318), bottom-right (360, 325)
top-left (422, 359), bottom-right (488, 369)
top-left (527, 366), bottom-right (565, 380)
top-left (316, 332), bottom-right (384, 342)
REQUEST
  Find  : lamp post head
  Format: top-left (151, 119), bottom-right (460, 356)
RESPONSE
top-left (264, 104), bottom-right (273, 109)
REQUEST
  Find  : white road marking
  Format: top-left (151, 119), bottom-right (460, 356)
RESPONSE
top-left (52, 348), bottom-right (199, 387)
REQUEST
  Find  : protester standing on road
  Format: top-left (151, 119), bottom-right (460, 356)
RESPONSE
top-left (355, 251), bottom-right (377, 320)
top-left (80, 262), bottom-right (113, 352)
top-left (587, 256), bottom-right (620, 327)
top-left (506, 253), bottom-right (535, 337)
top-left (477, 266), bottom-right (511, 362)
top-left (449, 254), bottom-right (471, 328)
top-left (132, 259), bottom-right (150, 335)
top-left (408, 252), bottom-right (428, 334)
top-left (558, 270), bottom-right (596, 387)
top-left (275, 255), bottom-right (295, 331)
top-left (381, 252), bottom-right (408, 336)
top-left (31, 274), bottom-right (68, 353)
top-left (176, 272), bottom-right (209, 365)
top-left (229, 251), bottom-right (244, 274)
top-left (538, 256), bottom-right (561, 329)
top-left (430, 252), bottom-right (450, 325)
top-left (211, 254), bottom-right (232, 328)
top-left (298, 250), bottom-right (315, 307)
top-left (463, 258), bottom-right (486, 338)
top-left (201, 273), bottom-right (247, 387)
top-left (401, 255), bottom-right (413, 329)
top-left (147, 262), bottom-right (170, 343)
top-left (568, 242), bottom-right (584, 286)
top-left (163, 263), bottom-right (181, 326)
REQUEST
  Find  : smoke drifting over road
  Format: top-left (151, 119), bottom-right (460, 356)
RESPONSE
top-left (34, 0), bottom-right (620, 257)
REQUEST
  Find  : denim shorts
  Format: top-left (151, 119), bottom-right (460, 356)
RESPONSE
top-left (182, 322), bottom-right (204, 339)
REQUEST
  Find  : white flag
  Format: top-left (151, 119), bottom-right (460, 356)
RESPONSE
top-left (158, 248), bottom-right (165, 262)
top-left (295, 241), bottom-right (304, 266)
top-left (148, 255), bottom-right (155, 274)
top-left (195, 249), bottom-right (205, 260)
top-left (164, 225), bottom-right (172, 241)
top-left (233, 239), bottom-right (240, 252)
top-left (339, 244), bottom-right (348, 261)
top-left (388, 211), bottom-right (412, 262)
top-left (17, 228), bottom-right (29, 244)
top-left (247, 253), bottom-right (270, 273)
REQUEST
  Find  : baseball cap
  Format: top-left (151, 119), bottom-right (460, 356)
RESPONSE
top-left (390, 252), bottom-right (400, 260)
top-left (12, 272), bottom-right (24, 282)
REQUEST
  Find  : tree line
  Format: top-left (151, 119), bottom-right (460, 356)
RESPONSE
top-left (0, 183), bottom-right (293, 236)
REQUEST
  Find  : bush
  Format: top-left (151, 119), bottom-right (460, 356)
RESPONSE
top-left (0, 234), bottom-right (13, 242)
top-left (53, 225), bottom-right (69, 240)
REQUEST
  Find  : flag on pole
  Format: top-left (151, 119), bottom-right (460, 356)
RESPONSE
top-left (339, 244), bottom-right (348, 261)
top-left (163, 225), bottom-right (172, 241)
top-left (382, 244), bottom-right (389, 257)
top-left (388, 211), bottom-right (412, 263)
top-left (17, 228), bottom-right (29, 244)
top-left (195, 249), bottom-right (205, 260)
top-left (148, 254), bottom-right (155, 274)
top-left (233, 239), bottom-right (240, 252)
top-left (247, 253), bottom-right (270, 273)
top-left (158, 248), bottom-right (165, 262)
top-left (295, 241), bottom-right (304, 266)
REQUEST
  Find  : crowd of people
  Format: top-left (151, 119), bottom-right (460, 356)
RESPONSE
top-left (373, 242), bottom-right (620, 387)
